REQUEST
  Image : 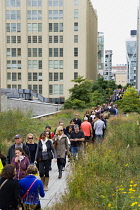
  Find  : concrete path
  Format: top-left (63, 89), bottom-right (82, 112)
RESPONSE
top-left (40, 159), bottom-right (70, 209)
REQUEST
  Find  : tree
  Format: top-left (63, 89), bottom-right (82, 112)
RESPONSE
top-left (116, 86), bottom-right (140, 113)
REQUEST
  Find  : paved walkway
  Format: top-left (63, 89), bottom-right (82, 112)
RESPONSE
top-left (39, 159), bottom-right (70, 209)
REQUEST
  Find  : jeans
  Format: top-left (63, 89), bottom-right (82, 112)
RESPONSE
top-left (39, 159), bottom-right (51, 177)
top-left (71, 146), bottom-right (83, 160)
top-left (95, 134), bottom-right (103, 143)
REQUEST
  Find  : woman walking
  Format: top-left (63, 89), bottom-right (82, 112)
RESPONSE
top-left (26, 133), bottom-right (37, 164)
top-left (11, 147), bottom-right (30, 180)
top-left (0, 164), bottom-right (22, 210)
top-left (54, 126), bottom-right (69, 179)
top-left (19, 164), bottom-right (45, 210)
top-left (34, 132), bottom-right (56, 191)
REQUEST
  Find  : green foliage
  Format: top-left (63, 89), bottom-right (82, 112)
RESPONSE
top-left (116, 87), bottom-right (140, 113)
top-left (63, 75), bottom-right (118, 110)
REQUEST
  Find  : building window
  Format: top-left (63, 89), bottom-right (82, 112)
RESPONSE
top-left (74, 9), bottom-right (78, 19)
top-left (54, 72), bottom-right (58, 81)
top-left (38, 36), bottom-right (42, 43)
top-left (54, 48), bottom-right (58, 57)
top-left (18, 73), bottom-right (21, 81)
top-left (74, 60), bottom-right (78, 69)
top-left (53, 10), bottom-right (58, 19)
top-left (12, 73), bottom-right (17, 81)
top-left (27, 0), bottom-right (42, 7)
top-left (59, 0), bottom-right (63, 7)
top-left (49, 72), bottom-right (53, 81)
top-left (54, 0), bottom-right (58, 6)
top-left (60, 36), bottom-right (63, 43)
top-left (54, 36), bottom-right (58, 43)
top-left (48, 10), bottom-right (52, 19)
top-left (39, 85), bottom-right (42, 94)
top-left (48, 0), bottom-right (53, 7)
top-left (6, 72), bottom-right (12, 81)
top-left (6, 10), bottom-right (21, 20)
top-left (33, 36), bottom-right (37, 43)
top-left (54, 84), bottom-right (59, 95)
top-left (7, 23), bottom-right (21, 32)
top-left (74, 35), bottom-right (78, 43)
top-left (59, 84), bottom-right (63, 95)
top-left (27, 10), bottom-right (42, 20)
top-left (12, 85), bottom-right (17, 89)
top-left (49, 48), bottom-right (53, 57)
top-left (6, 0), bottom-right (21, 7)
top-left (17, 36), bottom-right (21, 43)
top-left (27, 23), bottom-right (42, 32)
top-left (7, 36), bottom-right (10, 43)
top-left (60, 48), bottom-right (63, 57)
top-left (49, 23), bottom-right (53, 32)
top-left (59, 10), bottom-right (63, 19)
top-left (74, 0), bottom-right (78, 6)
top-left (33, 85), bottom-right (37, 93)
top-left (28, 36), bottom-right (31, 43)
top-left (59, 23), bottom-right (63, 32)
top-left (33, 73), bottom-right (37, 81)
top-left (49, 36), bottom-right (52, 43)
top-left (53, 60), bottom-right (58, 69)
top-left (49, 85), bottom-right (53, 95)
top-left (38, 73), bottom-right (42, 81)
top-left (54, 23), bottom-right (58, 32)
top-left (74, 72), bottom-right (78, 79)
top-left (60, 72), bottom-right (63, 81)
top-left (49, 60), bottom-right (53, 69)
top-left (60, 60), bottom-right (63, 69)
top-left (74, 48), bottom-right (78, 56)
top-left (74, 22), bottom-right (78, 31)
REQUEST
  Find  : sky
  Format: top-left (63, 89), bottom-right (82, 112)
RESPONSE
top-left (91, 0), bottom-right (139, 65)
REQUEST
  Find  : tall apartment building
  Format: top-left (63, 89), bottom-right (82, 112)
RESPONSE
top-left (104, 50), bottom-right (113, 80)
top-left (0, 0), bottom-right (98, 101)
top-left (126, 30), bottom-right (137, 87)
top-left (98, 32), bottom-right (104, 76)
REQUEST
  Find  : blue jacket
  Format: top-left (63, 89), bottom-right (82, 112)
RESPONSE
top-left (19, 175), bottom-right (45, 205)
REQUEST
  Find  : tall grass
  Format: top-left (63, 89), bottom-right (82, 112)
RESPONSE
top-left (49, 114), bottom-right (140, 210)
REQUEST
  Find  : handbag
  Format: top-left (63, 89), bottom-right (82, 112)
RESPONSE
top-left (0, 179), bottom-right (8, 190)
top-left (22, 179), bottom-right (37, 200)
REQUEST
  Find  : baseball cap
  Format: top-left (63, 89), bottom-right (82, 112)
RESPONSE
top-left (14, 134), bottom-right (22, 139)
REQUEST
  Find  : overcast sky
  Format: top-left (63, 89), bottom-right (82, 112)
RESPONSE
top-left (91, 0), bottom-right (139, 65)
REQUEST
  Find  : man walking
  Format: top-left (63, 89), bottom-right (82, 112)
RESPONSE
top-left (94, 114), bottom-right (106, 143)
top-left (81, 117), bottom-right (92, 145)
top-left (7, 134), bottom-right (30, 164)
top-left (70, 124), bottom-right (85, 160)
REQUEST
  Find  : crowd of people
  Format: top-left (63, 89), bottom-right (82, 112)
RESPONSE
top-left (0, 101), bottom-right (118, 210)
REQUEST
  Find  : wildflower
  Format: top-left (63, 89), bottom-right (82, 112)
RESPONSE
top-left (108, 203), bottom-right (111, 207)
top-left (130, 181), bottom-right (134, 184)
top-left (131, 202), bottom-right (138, 206)
top-left (133, 184), bottom-right (137, 187)
top-left (119, 188), bottom-right (124, 191)
top-left (125, 164), bottom-right (128, 166)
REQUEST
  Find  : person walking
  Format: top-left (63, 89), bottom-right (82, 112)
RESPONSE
top-left (19, 164), bottom-right (45, 210)
top-left (11, 147), bottom-right (30, 180)
top-left (0, 164), bottom-right (22, 210)
top-left (26, 133), bottom-right (37, 164)
top-left (7, 134), bottom-right (30, 164)
top-left (70, 124), bottom-right (85, 160)
top-left (94, 113), bottom-right (106, 143)
top-left (34, 132), bottom-right (56, 191)
top-left (54, 126), bottom-right (69, 179)
top-left (81, 116), bottom-right (92, 146)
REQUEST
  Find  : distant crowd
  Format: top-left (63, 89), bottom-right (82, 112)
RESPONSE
top-left (0, 101), bottom-right (119, 210)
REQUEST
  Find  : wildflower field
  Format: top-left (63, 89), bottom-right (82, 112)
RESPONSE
top-left (52, 114), bottom-right (140, 210)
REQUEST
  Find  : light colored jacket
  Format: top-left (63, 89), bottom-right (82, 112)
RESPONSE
top-left (54, 134), bottom-right (69, 158)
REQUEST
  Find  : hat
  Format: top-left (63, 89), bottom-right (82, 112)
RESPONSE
top-left (14, 134), bottom-right (22, 139)
top-left (84, 117), bottom-right (88, 121)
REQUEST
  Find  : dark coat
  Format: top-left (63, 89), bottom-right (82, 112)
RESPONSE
top-left (35, 139), bottom-right (56, 161)
top-left (0, 178), bottom-right (21, 210)
top-left (7, 143), bottom-right (30, 164)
